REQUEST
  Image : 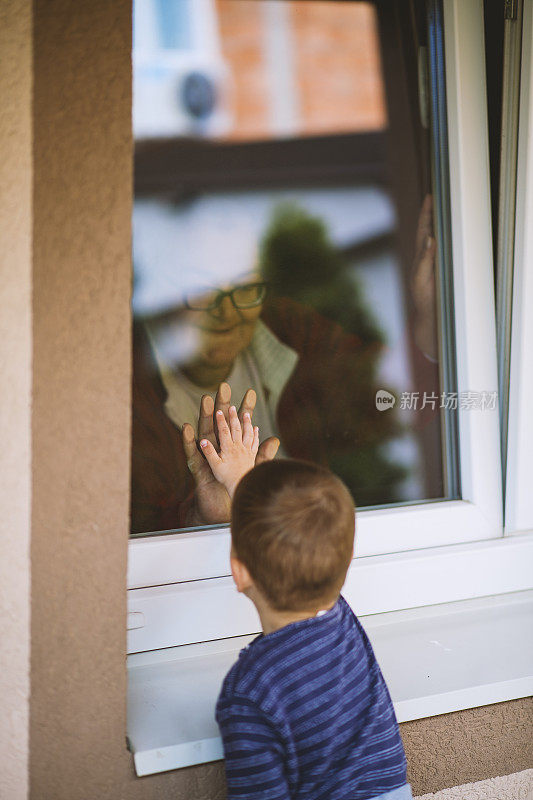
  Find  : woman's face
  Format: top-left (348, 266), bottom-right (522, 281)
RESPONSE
top-left (186, 293), bottom-right (263, 370)
top-left (181, 274), bottom-right (265, 371)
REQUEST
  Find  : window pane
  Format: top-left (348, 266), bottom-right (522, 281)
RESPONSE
top-left (131, 0), bottom-right (456, 536)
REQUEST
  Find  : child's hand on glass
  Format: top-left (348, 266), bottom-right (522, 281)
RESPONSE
top-left (199, 406), bottom-right (259, 499)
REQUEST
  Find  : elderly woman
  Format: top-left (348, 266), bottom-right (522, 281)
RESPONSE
top-left (131, 197), bottom-right (437, 533)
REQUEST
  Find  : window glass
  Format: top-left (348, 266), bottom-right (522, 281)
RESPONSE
top-left (131, 0), bottom-right (455, 536)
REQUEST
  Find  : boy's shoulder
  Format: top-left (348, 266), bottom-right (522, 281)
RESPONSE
top-left (217, 637), bottom-right (264, 707)
top-left (217, 595), bottom-right (363, 710)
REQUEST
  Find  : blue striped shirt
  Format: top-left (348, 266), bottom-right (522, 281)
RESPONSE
top-left (216, 595), bottom-right (407, 800)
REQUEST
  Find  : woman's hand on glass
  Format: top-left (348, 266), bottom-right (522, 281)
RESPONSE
top-left (182, 382), bottom-right (279, 525)
top-left (411, 194), bottom-right (438, 361)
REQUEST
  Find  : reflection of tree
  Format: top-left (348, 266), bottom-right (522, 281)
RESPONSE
top-left (259, 202), bottom-right (408, 506)
top-left (260, 203), bottom-right (385, 344)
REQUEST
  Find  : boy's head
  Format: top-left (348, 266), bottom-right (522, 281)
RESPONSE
top-left (231, 459), bottom-right (355, 613)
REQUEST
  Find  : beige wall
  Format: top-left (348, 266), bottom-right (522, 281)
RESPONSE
top-left (30, 0), bottom-right (133, 795)
top-left (0, 1), bottom-right (32, 798)
top-left (0, 0), bottom-right (528, 798)
top-left (403, 698), bottom-right (533, 792)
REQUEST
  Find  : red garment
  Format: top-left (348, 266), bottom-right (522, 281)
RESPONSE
top-left (131, 297), bottom-right (439, 534)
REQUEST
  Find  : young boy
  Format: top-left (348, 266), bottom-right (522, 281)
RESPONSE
top-left (199, 407), bottom-right (411, 800)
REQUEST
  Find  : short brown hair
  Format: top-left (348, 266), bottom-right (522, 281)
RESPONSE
top-left (231, 459), bottom-right (355, 612)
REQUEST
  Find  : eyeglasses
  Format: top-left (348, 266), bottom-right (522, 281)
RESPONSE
top-left (184, 282), bottom-right (267, 312)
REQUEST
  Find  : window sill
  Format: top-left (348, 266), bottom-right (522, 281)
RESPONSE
top-left (127, 588), bottom-right (533, 777)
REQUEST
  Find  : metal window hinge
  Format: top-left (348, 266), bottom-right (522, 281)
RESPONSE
top-left (505, 0), bottom-right (518, 20)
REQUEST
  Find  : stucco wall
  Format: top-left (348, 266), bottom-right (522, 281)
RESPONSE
top-left (402, 698), bottom-right (533, 793)
top-left (20, 0), bottom-right (533, 798)
top-left (30, 0), bottom-right (133, 795)
top-left (0, 1), bottom-right (32, 798)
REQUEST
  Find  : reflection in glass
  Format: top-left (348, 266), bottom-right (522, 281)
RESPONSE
top-left (131, 0), bottom-right (450, 535)
top-left (184, 283), bottom-right (268, 312)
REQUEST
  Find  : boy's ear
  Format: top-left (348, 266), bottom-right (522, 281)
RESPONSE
top-left (230, 554), bottom-right (253, 594)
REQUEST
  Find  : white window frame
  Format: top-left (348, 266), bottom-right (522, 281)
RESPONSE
top-left (127, 0), bottom-right (533, 654)
top-left (505, 0), bottom-right (533, 535)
